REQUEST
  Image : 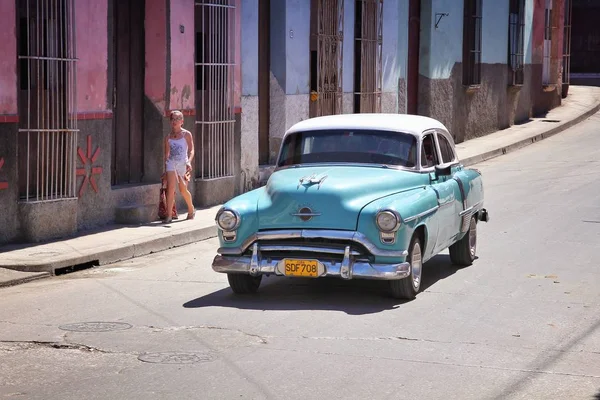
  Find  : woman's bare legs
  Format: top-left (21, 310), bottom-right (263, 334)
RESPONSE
top-left (165, 171), bottom-right (177, 222)
top-left (177, 179), bottom-right (195, 217)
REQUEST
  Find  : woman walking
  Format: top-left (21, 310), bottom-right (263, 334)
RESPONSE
top-left (163, 110), bottom-right (196, 223)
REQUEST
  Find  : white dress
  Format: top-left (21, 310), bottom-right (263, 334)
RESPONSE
top-left (166, 132), bottom-right (189, 180)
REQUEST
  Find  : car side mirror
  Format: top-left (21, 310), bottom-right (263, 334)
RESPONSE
top-left (435, 164), bottom-right (452, 177)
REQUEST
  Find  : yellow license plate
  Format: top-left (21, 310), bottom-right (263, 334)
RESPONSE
top-left (283, 259), bottom-right (319, 277)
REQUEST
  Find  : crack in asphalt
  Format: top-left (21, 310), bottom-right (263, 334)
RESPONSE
top-left (0, 320), bottom-right (56, 327)
top-left (264, 346), bottom-right (600, 379)
top-left (0, 340), bottom-right (113, 354)
top-left (144, 325), bottom-right (269, 344)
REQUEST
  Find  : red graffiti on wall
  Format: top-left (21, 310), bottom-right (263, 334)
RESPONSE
top-left (0, 158), bottom-right (7, 190)
top-left (76, 136), bottom-right (103, 197)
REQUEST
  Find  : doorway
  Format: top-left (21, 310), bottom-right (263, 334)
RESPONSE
top-left (407, 0), bottom-right (421, 114)
top-left (112, 0), bottom-right (145, 185)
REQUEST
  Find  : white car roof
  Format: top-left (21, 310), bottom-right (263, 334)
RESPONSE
top-left (285, 113), bottom-right (449, 138)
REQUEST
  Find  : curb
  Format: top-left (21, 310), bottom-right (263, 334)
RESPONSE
top-left (2, 226), bottom-right (218, 275)
top-left (0, 272), bottom-right (51, 289)
top-left (461, 102), bottom-right (600, 167)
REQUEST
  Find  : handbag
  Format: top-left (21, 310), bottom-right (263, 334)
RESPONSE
top-left (158, 178), bottom-right (178, 220)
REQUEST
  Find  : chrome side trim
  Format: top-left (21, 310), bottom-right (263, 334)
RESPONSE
top-left (402, 205), bottom-right (439, 223)
top-left (459, 200), bottom-right (483, 217)
top-left (217, 229), bottom-right (409, 258)
top-left (290, 212), bottom-right (322, 217)
top-left (437, 200), bottom-right (454, 209)
top-left (452, 176), bottom-right (468, 210)
top-left (259, 244), bottom-right (362, 256)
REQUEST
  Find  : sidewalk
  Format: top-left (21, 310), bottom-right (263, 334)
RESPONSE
top-left (2, 85), bottom-right (600, 288)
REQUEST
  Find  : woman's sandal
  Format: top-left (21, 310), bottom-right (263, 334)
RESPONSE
top-left (187, 210), bottom-right (196, 220)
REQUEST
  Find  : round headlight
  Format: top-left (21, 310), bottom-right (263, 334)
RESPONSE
top-left (376, 210), bottom-right (400, 233)
top-left (217, 210), bottom-right (239, 231)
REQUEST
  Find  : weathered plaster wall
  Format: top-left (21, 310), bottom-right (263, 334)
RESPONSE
top-left (417, 0), bottom-right (541, 142)
top-left (419, 0), bottom-right (463, 80)
top-left (76, 0), bottom-right (109, 112)
top-left (531, 0), bottom-right (564, 114)
top-left (169, 0), bottom-right (195, 112)
top-left (242, 0), bottom-right (259, 97)
top-left (269, 0), bottom-right (310, 161)
top-left (240, 0), bottom-right (259, 191)
top-left (145, 0), bottom-right (168, 113)
top-left (382, 0), bottom-right (406, 95)
top-left (0, 1), bottom-right (17, 115)
top-left (482, 1), bottom-right (509, 64)
top-left (234, 0), bottom-right (242, 110)
top-left (285, 0), bottom-right (310, 95)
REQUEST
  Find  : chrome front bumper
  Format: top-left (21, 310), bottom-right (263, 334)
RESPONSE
top-left (212, 243), bottom-right (411, 281)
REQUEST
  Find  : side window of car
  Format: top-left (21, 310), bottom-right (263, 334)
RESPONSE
top-left (437, 134), bottom-right (455, 164)
top-left (421, 134), bottom-right (439, 167)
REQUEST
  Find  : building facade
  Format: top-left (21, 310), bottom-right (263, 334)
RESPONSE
top-left (0, 0), bottom-right (572, 244)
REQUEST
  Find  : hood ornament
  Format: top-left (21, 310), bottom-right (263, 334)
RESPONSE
top-left (297, 174), bottom-right (328, 190)
top-left (291, 206), bottom-right (322, 222)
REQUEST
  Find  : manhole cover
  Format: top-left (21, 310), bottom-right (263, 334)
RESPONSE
top-left (58, 322), bottom-right (133, 332)
top-left (137, 352), bottom-right (215, 364)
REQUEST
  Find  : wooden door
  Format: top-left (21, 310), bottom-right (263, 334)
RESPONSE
top-left (113, 0), bottom-right (145, 185)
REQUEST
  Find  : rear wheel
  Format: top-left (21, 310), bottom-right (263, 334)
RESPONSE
top-left (227, 273), bottom-right (262, 294)
top-left (389, 236), bottom-right (422, 300)
top-left (449, 216), bottom-right (477, 266)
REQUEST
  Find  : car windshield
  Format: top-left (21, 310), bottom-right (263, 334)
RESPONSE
top-left (277, 129), bottom-right (418, 168)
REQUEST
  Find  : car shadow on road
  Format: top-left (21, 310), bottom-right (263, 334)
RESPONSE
top-left (183, 254), bottom-right (462, 315)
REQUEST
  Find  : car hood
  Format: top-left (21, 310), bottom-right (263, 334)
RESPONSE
top-left (257, 165), bottom-right (426, 231)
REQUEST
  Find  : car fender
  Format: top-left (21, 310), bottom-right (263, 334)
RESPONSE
top-left (453, 167), bottom-right (485, 236)
top-left (357, 186), bottom-right (441, 262)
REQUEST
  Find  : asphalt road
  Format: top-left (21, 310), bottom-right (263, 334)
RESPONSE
top-left (1, 113), bottom-right (600, 400)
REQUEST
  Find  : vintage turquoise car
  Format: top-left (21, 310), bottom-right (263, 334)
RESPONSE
top-left (212, 114), bottom-right (489, 299)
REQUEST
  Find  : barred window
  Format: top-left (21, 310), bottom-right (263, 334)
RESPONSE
top-left (508, 0), bottom-right (525, 85)
top-left (17, 0), bottom-right (78, 201)
top-left (353, 0), bottom-right (383, 113)
top-left (462, 0), bottom-right (482, 86)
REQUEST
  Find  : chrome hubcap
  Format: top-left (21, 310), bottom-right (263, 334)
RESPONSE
top-left (469, 218), bottom-right (477, 258)
top-left (411, 242), bottom-right (422, 290)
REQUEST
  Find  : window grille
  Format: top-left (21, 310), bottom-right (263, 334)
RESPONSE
top-left (195, 0), bottom-right (236, 179)
top-left (310, 0), bottom-right (344, 117)
top-left (17, 0), bottom-right (78, 201)
top-left (508, 0), bottom-right (525, 85)
top-left (354, 0), bottom-right (383, 113)
top-left (462, 0), bottom-right (482, 86)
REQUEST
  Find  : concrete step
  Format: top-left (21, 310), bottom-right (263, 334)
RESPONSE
top-left (115, 204), bottom-right (158, 225)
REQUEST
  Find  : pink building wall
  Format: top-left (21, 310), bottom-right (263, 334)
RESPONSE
top-left (168, 0), bottom-right (195, 113)
top-left (234, 0), bottom-right (241, 111)
top-left (76, 0), bottom-right (109, 113)
top-left (532, 0), bottom-right (565, 76)
top-left (0, 1), bottom-right (18, 115)
top-left (146, 0), bottom-right (168, 114)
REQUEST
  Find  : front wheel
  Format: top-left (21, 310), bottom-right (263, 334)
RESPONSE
top-left (227, 273), bottom-right (262, 294)
top-left (389, 236), bottom-right (423, 300)
top-left (449, 216), bottom-right (477, 266)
